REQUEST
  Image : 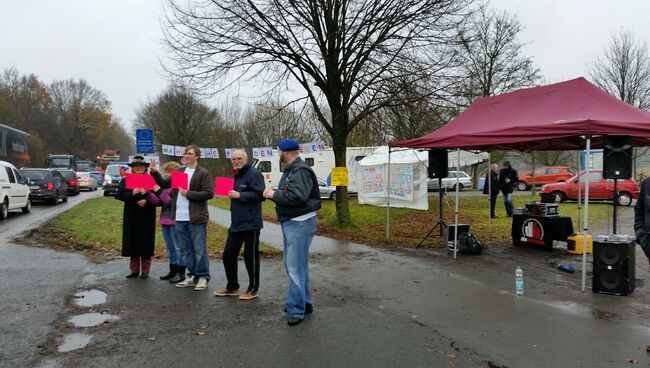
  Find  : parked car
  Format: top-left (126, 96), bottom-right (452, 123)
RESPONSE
top-left (316, 178), bottom-right (358, 200)
top-left (516, 166), bottom-right (576, 191)
top-left (540, 170), bottom-right (639, 206)
top-left (76, 172), bottom-right (98, 191)
top-left (19, 168), bottom-right (68, 205)
top-left (427, 171), bottom-right (472, 191)
top-left (0, 160), bottom-right (31, 219)
top-left (103, 164), bottom-right (129, 196)
top-left (89, 171), bottom-right (104, 186)
top-left (59, 169), bottom-right (80, 196)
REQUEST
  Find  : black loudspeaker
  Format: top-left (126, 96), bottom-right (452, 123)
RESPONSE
top-left (603, 135), bottom-right (632, 179)
top-left (428, 149), bottom-right (448, 179)
top-left (592, 240), bottom-right (635, 296)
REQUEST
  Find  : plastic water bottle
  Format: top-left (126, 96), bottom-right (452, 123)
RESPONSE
top-left (515, 266), bottom-right (524, 296)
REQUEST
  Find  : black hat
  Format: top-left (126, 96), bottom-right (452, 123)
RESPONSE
top-left (128, 155), bottom-right (150, 167)
top-left (503, 161), bottom-right (511, 167)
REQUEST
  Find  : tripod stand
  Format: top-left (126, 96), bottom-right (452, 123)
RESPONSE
top-left (416, 177), bottom-right (448, 248)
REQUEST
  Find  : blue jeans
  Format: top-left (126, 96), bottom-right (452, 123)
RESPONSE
top-left (161, 225), bottom-right (184, 266)
top-left (281, 216), bottom-right (317, 319)
top-left (175, 221), bottom-right (210, 280)
top-left (503, 192), bottom-right (513, 216)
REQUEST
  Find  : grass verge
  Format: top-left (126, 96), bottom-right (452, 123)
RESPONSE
top-left (19, 197), bottom-right (280, 262)
top-left (210, 194), bottom-right (615, 248)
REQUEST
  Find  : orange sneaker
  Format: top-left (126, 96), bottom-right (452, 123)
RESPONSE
top-left (239, 291), bottom-right (259, 300)
top-left (213, 288), bottom-right (239, 297)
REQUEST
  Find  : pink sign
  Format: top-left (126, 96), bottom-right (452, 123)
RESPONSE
top-left (125, 173), bottom-right (156, 191)
top-left (214, 177), bottom-right (235, 196)
top-left (171, 171), bottom-right (188, 190)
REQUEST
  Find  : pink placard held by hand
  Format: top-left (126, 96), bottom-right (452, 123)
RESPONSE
top-left (214, 177), bottom-right (235, 196)
top-left (125, 173), bottom-right (156, 191)
top-left (171, 171), bottom-right (189, 190)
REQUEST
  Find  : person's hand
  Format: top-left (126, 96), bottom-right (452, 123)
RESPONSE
top-left (228, 190), bottom-right (240, 199)
top-left (505, 178), bottom-right (510, 183)
top-left (133, 188), bottom-right (143, 195)
top-left (179, 188), bottom-right (188, 197)
top-left (149, 164), bottom-right (157, 173)
top-left (153, 185), bottom-right (161, 192)
top-left (137, 199), bottom-right (146, 207)
top-left (263, 188), bottom-right (275, 199)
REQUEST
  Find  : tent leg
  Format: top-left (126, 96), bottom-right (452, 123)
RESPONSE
top-left (582, 138), bottom-right (591, 292)
top-left (454, 149), bottom-right (460, 259)
top-left (386, 147), bottom-right (391, 239)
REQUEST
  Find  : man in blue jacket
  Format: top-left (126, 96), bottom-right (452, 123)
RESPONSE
top-left (263, 139), bottom-right (321, 326)
top-left (214, 150), bottom-right (266, 300)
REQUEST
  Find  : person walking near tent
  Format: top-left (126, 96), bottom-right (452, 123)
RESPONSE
top-left (634, 176), bottom-right (650, 266)
top-left (214, 150), bottom-right (265, 300)
top-left (499, 161), bottom-right (518, 217)
top-left (115, 156), bottom-right (159, 279)
top-left (483, 163), bottom-right (500, 218)
top-left (263, 139), bottom-right (321, 326)
top-left (150, 145), bottom-right (214, 291)
top-left (153, 161), bottom-right (186, 283)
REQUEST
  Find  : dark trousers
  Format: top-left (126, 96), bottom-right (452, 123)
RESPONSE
top-left (223, 229), bottom-right (260, 292)
top-left (489, 191), bottom-right (499, 217)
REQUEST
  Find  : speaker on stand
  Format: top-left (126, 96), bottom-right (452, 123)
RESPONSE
top-left (603, 135), bottom-right (633, 234)
top-left (592, 239), bottom-right (635, 296)
top-left (417, 149), bottom-right (449, 248)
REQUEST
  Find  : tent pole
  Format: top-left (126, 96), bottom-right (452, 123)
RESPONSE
top-left (577, 150), bottom-right (581, 230)
top-left (488, 153), bottom-right (492, 234)
top-left (454, 148), bottom-right (460, 259)
top-left (386, 146), bottom-right (391, 239)
top-left (582, 138), bottom-right (591, 292)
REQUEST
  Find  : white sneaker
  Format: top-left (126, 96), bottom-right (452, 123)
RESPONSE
top-left (176, 276), bottom-right (196, 288)
top-left (194, 277), bottom-right (208, 291)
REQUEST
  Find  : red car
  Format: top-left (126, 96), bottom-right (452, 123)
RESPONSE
top-left (540, 170), bottom-right (639, 206)
top-left (516, 166), bottom-right (576, 191)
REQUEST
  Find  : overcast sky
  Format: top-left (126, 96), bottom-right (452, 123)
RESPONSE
top-left (1, 0), bottom-right (649, 132)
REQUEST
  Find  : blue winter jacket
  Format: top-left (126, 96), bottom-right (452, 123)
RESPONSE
top-left (230, 164), bottom-right (265, 232)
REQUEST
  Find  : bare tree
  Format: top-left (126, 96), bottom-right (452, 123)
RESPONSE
top-left (456, 7), bottom-right (542, 104)
top-left (590, 31), bottom-right (650, 178)
top-left (163, 0), bottom-right (473, 225)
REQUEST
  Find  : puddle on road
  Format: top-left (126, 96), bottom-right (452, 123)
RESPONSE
top-left (73, 289), bottom-right (107, 307)
top-left (68, 313), bottom-right (119, 327)
top-left (58, 333), bottom-right (92, 352)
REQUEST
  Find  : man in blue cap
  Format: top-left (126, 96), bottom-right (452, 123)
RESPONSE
top-left (263, 139), bottom-right (321, 326)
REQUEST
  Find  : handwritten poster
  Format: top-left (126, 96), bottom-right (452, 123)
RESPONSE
top-left (330, 167), bottom-right (349, 187)
top-left (387, 164), bottom-right (414, 201)
top-left (360, 165), bottom-right (385, 197)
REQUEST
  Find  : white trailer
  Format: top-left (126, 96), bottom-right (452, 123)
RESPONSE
top-left (252, 146), bottom-right (377, 189)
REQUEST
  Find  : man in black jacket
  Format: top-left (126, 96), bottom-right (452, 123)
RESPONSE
top-left (263, 139), bottom-right (321, 326)
top-left (214, 150), bottom-right (265, 300)
top-left (634, 177), bottom-right (650, 266)
top-left (499, 161), bottom-right (518, 217)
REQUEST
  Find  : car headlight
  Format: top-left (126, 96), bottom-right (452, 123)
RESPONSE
top-left (105, 177), bottom-right (112, 184)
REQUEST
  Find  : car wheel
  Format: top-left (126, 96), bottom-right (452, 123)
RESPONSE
top-left (22, 199), bottom-right (31, 214)
top-left (516, 181), bottom-right (528, 191)
top-left (62, 194), bottom-right (68, 203)
top-left (330, 191), bottom-right (337, 201)
top-left (551, 191), bottom-right (565, 203)
top-left (452, 183), bottom-right (464, 191)
top-left (0, 199), bottom-right (7, 220)
top-left (618, 192), bottom-right (632, 206)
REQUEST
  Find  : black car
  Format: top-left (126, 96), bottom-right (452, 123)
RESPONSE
top-left (59, 169), bottom-right (80, 196)
top-left (19, 168), bottom-right (68, 205)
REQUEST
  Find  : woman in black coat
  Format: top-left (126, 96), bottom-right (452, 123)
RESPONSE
top-left (115, 156), bottom-right (160, 279)
top-left (483, 163), bottom-right (500, 218)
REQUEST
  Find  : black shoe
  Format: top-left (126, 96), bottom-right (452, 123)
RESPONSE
top-left (283, 303), bottom-right (313, 314)
top-left (126, 273), bottom-right (139, 279)
top-left (160, 264), bottom-right (176, 280)
top-left (140, 272), bottom-right (149, 279)
top-left (287, 316), bottom-right (303, 326)
top-left (168, 273), bottom-right (185, 284)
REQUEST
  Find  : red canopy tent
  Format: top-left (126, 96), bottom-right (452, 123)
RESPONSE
top-left (389, 77), bottom-right (650, 292)
top-left (390, 77), bottom-right (650, 151)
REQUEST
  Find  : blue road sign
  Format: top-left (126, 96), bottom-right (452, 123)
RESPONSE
top-left (136, 129), bottom-right (154, 154)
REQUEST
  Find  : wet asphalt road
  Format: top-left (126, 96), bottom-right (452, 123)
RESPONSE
top-left (1, 191), bottom-right (650, 367)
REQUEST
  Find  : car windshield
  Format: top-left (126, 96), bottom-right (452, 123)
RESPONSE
top-left (77, 172), bottom-right (89, 178)
top-left (59, 171), bottom-right (75, 179)
top-left (21, 170), bottom-right (49, 180)
top-left (106, 165), bottom-right (128, 175)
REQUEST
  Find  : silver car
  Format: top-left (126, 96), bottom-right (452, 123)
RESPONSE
top-left (427, 171), bottom-right (472, 191)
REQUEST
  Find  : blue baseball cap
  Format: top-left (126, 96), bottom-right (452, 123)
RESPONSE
top-left (277, 139), bottom-right (300, 151)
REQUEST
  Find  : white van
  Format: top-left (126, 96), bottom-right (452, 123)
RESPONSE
top-left (0, 160), bottom-right (31, 219)
top-left (253, 147), bottom-right (377, 189)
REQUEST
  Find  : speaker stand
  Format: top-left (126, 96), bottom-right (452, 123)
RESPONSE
top-left (416, 177), bottom-right (448, 248)
top-left (612, 178), bottom-right (618, 234)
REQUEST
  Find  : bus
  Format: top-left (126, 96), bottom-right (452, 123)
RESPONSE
top-left (0, 123), bottom-right (30, 167)
top-left (47, 154), bottom-right (76, 171)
